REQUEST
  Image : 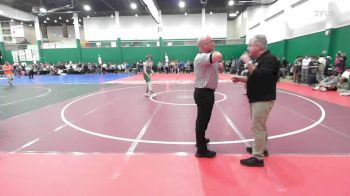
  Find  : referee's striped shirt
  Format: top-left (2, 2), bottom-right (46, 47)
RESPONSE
top-left (194, 53), bottom-right (219, 90)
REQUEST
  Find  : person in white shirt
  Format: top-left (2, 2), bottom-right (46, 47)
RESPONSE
top-left (317, 55), bottom-right (327, 82)
top-left (301, 56), bottom-right (311, 83)
top-left (193, 35), bottom-right (223, 158)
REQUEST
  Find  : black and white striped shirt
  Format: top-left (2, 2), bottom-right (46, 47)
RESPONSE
top-left (194, 53), bottom-right (219, 89)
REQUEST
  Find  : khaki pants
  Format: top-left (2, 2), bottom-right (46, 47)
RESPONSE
top-left (250, 101), bottom-right (275, 160)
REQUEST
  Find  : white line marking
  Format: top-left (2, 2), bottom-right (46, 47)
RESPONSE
top-left (61, 88), bottom-right (326, 145)
top-left (0, 87), bottom-right (51, 107)
top-left (126, 102), bottom-right (162, 154)
top-left (54, 124), bottom-right (67, 132)
top-left (0, 86), bottom-right (128, 122)
top-left (65, 87), bottom-right (76, 91)
top-left (150, 90), bottom-right (227, 106)
top-left (277, 103), bottom-right (350, 139)
top-left (318, 123), bottom-right (350, 138)
top-left (11, 138), bottom-right (40, 153)
top-left (110, 155), bottom-right (133, 179)
top-left (176, 96), bottom-right (193, 99)
top-left (107, 79), bottom-right (233, 84)
top-left (175, 152), bottom-right (190, 156)
top-left (216, 104), bottom-right (250, 146)
top-left (83, 97), bottom-right (121, 116)
top-left (265, 165), bottom-right (287, 191)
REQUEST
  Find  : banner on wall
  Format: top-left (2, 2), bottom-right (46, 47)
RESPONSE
top-left (11, 51), bottom-right (19, 63)
top-left (13, 55), bottom-right (19, 63)
top-left (40, 24), bottom-right (48, 38)
top-left (18, 50), bottom-right (26, 61)
top-left (19, 55), bottom-right (26, 61)
top-left (10, 25), bottom-right (25, 38)
top-left (62, 23), bottom-right (68, 38)
top-left (10, 49), bottom-right (39, 63)
top-left (25, 49), bottom-right (33, 61)
top-left (31, 49), bottom-right (39, 61)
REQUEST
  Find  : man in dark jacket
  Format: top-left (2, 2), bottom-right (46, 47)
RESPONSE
top-left (232, 35), bottom-right (280, 167)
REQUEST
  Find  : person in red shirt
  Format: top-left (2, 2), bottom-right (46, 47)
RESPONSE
top-left (2, 62), bottom-right (14, 86)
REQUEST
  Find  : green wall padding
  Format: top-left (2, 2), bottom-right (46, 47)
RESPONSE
top-left (268, 40), bottom-right (286, 60)
top-left (122, 47), bottom-right (160, 64)
top-left (81, 48), bottom-right (122, 64)
top-left (4, 25), bottom-right (349, 66)
top-left (163, 44), bottom-right (246, 63)
top-left (41, 48), bottom-right (80, 63)
top-left (3, 50), bottom-right (13, 64)
top-left (285, 31), bottom-right (327, 62)
top-left (329, 25), bottom-right (350, 63)
top-left (216, 44), bottom-right (247, 60)
top-left (163, 46), bottom-right (198, 62)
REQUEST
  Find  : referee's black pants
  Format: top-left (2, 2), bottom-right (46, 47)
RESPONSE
top-left (194, 88), bottom-right (215, 153)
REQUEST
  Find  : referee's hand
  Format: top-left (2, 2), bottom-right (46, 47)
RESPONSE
top-left (218, 63), bottom-right (224, 73)
top-left (231, 75), bottom-right (247, 83)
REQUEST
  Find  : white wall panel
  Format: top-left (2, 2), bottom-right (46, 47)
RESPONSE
top-left (119, 16), bottom-right (158, 40)
top-left (287, 0), bottom-right (328, 37)
top-left (162, 14), bottom-right (202, 39)
top-left (243, 0), bottom-right (350, 43)
top-left (203, 13), bottom-right (227, 38)
top-left (328, 0), bottom-right (350, 28)
top-left (83, 17), bottom-right (117, 41)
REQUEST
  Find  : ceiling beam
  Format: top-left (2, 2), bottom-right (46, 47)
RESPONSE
top-left (0, 4), bottom-right (36, 21)
top-left (140, 0), bottom-right (160, 24)
top-left (99, 0), bottom-right (116, 11)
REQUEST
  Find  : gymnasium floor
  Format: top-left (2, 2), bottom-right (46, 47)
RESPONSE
top-left (0, 73), bottom-right (350, 195)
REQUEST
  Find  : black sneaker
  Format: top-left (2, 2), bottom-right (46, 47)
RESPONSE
top-left (240, 157), bottom-right (264, 167)
top-left (195, 150), bottom-right (216, 158)
top-left (246, 147), bottom-right (269, 157)
top-left (195, 138), bottom-right (210, 148)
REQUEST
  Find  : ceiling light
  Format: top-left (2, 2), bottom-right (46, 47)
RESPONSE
top-left (66, 19), bottom-right (69, 22)
top-left (10, 19), bottom-right (14, 22)
top-left (236, 11), bottom-right (239, 14)
top-left (110, 14), bottom-right (114, 18)
top-left (46, 17), bottom-right (50, 20)
top-left (54, 20), bottom-right (57, 23)
top-left (43, 20), bottom-right (47, 23)
top-left (184, 12), bottom-right (187, 15)
top-left (210, 11), bottom-right (213, 15)
top-left (29, 24), bottom-right (33, 26)
top-left (87, 15), bottom-right (90, 18)
top-left (179, 1), bottom-right (185, 8)
top-left (131, 3), bottom-right (137, 9)
top-left (228, 0), bottom-right (234, 6)
top-left (39, 7), bottom-right (47, 13)
top-left (135, 14), bottom-right (138, 17)
top-left (79, 19), bottom-right (82, 22)
top-left (59, 16), bottom-right (62, 20)
top-left (83, 5), bottom-right (91, 11)
top-left (229, 13), bottom-right (237, 17)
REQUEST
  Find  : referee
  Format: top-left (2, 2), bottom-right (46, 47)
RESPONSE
top-left (194, 35), bottom-right (223, 158)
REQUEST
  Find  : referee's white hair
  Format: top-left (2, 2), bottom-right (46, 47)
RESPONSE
top-left (197, 35), bottom-right (210, 48)
top-left (250, 35), bottom-right (267, 49)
